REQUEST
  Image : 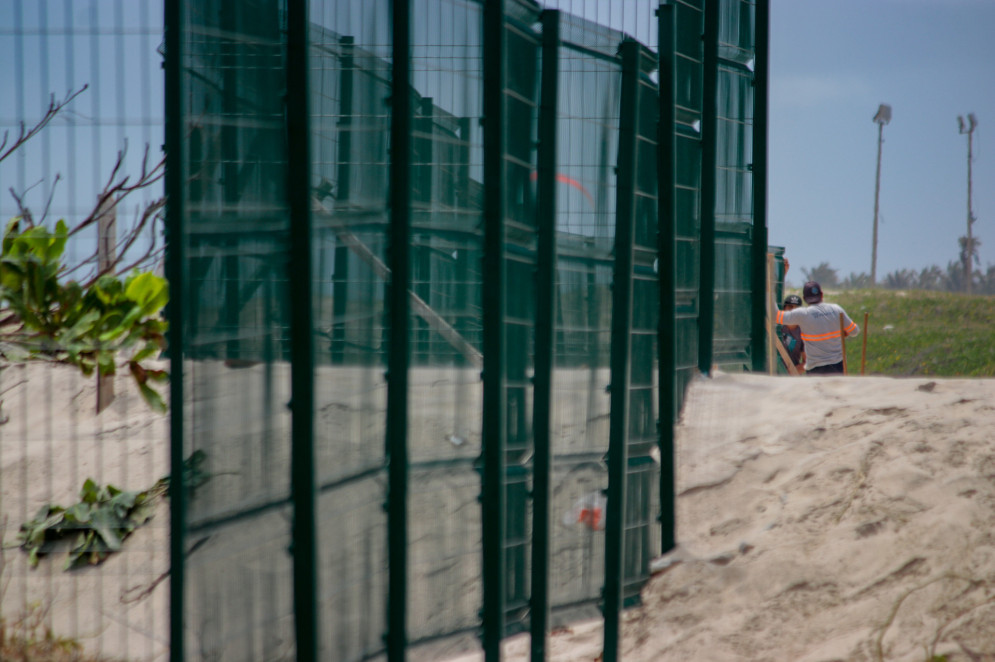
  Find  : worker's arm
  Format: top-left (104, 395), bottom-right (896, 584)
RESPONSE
top-left (841, 309), bottom-right (860, 337)
top-left (775, 307), bottom-right (803, 326)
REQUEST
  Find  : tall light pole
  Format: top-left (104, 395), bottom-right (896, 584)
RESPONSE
top-left (871, 104), bottom-right (891, 286)
top-left (958, 113), bottom-right (978, 294)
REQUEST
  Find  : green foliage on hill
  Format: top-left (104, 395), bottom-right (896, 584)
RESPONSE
top-left (791, 288), bottom-right (995, 378)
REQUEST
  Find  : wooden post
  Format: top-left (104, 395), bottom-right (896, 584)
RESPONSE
top-left (766, 253), bottom-right (775, 375)
top-left (861, 312), bottom-right (869, 375)
top-left (97, 196), bottom-right (116, 413)
top-left (765, 253), bottom-right (799, 376)
top-left (838, 313), bottom-right (848, 375)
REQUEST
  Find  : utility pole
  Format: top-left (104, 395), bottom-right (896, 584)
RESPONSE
top-left (871, 104), bottom-right (891, 286)
top-left (958, 113), bottom-right (978, 294)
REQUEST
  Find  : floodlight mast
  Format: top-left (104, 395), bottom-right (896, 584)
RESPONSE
top-left (871, 104), bottom-right (891, 286)
top-left (958, 113), bottom-right (978, 294)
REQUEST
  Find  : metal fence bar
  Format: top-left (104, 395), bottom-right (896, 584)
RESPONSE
top-left (656, 1), bottom-right (677, 555)
top-left (330, 35), bottom-right (354, 363)
top-left (602, 37), bottom-right (640, 662)
top-left (751, 0), bottom-right (771, 372)
top-left (698, 0), bottom-right (719, 375)
top-left (531, 10), bottom-right (561, 661)
top-left (164, 0), bottom-right (186, 659)
top-left (387, 0), bottom-right (412, 658)
top-left (481, 0), bottom-right (508, 658)
top-left (287, 0), bottom-right (318, 659)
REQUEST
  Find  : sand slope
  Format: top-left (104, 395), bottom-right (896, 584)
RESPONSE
top-left (7, 363), bottom-right (995, 661)
top-left (0, 361), bottom-right (170, 661)
top-left (499, 372), bottom-right (995, 661)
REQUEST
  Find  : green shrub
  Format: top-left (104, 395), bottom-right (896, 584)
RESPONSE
top-left (0, 217), bottom-right (168, 411)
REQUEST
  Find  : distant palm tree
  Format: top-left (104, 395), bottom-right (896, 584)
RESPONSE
top-left (884, 269), bottom-right (917, 290)
top-left (916, 265), bottom-right (947, 291)
top-left (840, 272), bottom-right (871, 289)
top-left (802, 262), bottom-right (839, 287)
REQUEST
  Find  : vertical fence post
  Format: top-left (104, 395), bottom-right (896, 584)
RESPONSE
top-left (387, 0), bottom-right (412, 658)
top-left (602, 38), bottom-right (640, 662)
top-left (164, 0), bottom-right (186, 660)
top-left (287, 0), bottom-right (318, 659)
top-left (481, 0), bottom-right (507, 659)
top-left (531, 9), bottom-right (560, 661)
top-left (698, 0), bottom-right (719, 376)
top-left (219, 5), bottom-right (242, 360)
top-left (656, 2), bottom-right (677, 555)
top-left (331, 36), bottom-right (354, 362)
top-left (751, 0), bottom-right (771, 372)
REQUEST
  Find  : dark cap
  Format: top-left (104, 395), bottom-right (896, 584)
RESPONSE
top-left (783, 294), bottom-right (802, 307)
top-left (802, 281), bottom-right (823, 304)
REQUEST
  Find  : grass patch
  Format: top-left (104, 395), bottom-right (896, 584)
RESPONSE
top-left (788, 288), bottom-right (995, 377)
top-left (0, 607), bottom-right (125, 662)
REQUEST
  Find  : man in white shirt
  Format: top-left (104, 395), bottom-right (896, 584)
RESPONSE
top-left (775, 281), bottom-right (859, 375)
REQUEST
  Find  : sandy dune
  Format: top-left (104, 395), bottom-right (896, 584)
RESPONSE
top-left (492, 371), bottom-right (995, 661)
top-left (7, 362), bottom-right (995, 661)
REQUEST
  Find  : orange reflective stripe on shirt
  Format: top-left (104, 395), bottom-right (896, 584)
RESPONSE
top-left (775, 310), bottom-right (784, 324)
top-left (801, 330), bottom-right (841, 342)
top-left (845, 321), bottom-right (857, 334)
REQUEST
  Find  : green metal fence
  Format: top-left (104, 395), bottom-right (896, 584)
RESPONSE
top-left (0, 0), bottom-right (771, 660)
top-left (159, 1), bottom-right (771, 661)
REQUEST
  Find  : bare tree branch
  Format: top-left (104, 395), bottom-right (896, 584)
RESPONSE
top-left (7, 179), bottom-right (46, 227)
top-left (68, 143), bottom-right (165, 241)
top-left (39, 173), bottom-right (61, 224)
top-left (83, 197), bottom-right (165, 286)
top-left (0, 85), bottom-right (88, 165)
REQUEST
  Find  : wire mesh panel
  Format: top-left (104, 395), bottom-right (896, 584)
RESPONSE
top-left (670, 0), bottom-right (704, 411)
top-left (621, 46), bottom-right (662, 606)
top-left (502, 1), bottom-right (542, 637)
top-left (308, 2), bottom-right (392, 659)
top-left (711, 0), bottom-right (756, 370)
top-left (177, 1), bottom-right (297, 659)
top-left (405, 0), bottom-right (488, 649)
top-left (547, 13), bottom-right (622, 618)
top-left (0, 2), bottom-right (168, 660)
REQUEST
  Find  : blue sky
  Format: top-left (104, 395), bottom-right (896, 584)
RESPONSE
top-left (769, 0), bottom-right (995, 281)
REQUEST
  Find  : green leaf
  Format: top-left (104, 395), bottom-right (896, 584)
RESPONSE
top-left (63, 502), bottom-right (91, 524)
top-left (88, 508), bottom-right (124, 552)
top-left (3, 216), bottom-right (22, 254)
top-left (80, 478), bottom-right (99, 503)
top-left (131, 341), bottom-right (162, 363)
top-left (97, 351), bottom-right (117, 376)
top-left (145, 368), bottom-right (170, 383)
top-left (130, 490), bottom-right (158, 524)
top-left (45, 219), bottom-right (69, 263)
top-left (65, 531), bottom-right (94, 570)
top-left (63, 309), bottom-right (101, 342)
top-left (124, 271), bottom-right (168, 315)
top-left (137, 380), bottom-right (168, 414)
